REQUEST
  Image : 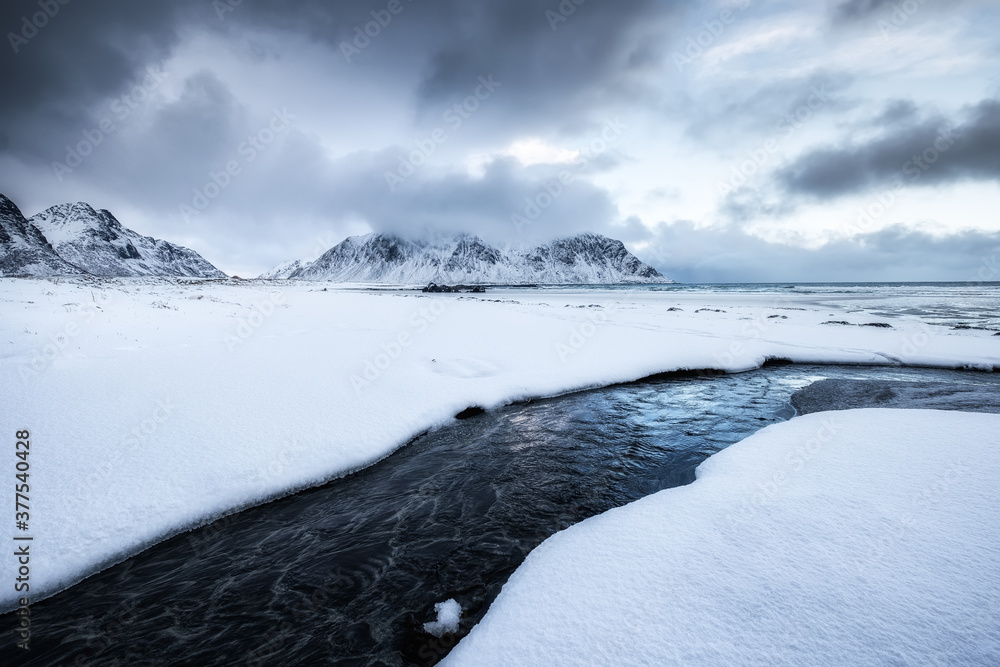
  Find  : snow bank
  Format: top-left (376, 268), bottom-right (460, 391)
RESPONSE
top-left (446, 409), bottom-right (1000, 666)
top-left (0, 279), bottom-right (997, 609)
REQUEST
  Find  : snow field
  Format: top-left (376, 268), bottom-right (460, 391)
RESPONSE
top-left (0, 278), bottom-right (997, 610)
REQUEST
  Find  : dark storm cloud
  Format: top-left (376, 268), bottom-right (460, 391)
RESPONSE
top-left (222, 143), bottom-right (620, 246)
top-left (830, 0), bottom-right (975, 24)
top-left (872, 99), bottom-right (919, 126)
top-left (1, 0), bottom-right (686, 231)
top-left (1, 1), bottom-right (194, 131)
top-left (831, 0), bottom-right (897, 22)
top-left (110, 130), bottom-right (625, 271)
top-left (1, 0), bottom-right (683, 151)
top-left (621, 221), bottom-right (1000, 283)
top-left (371, 159), bottom-right (620, 243)
top-left (412, 0), bottom-right (680, 122)
top-left (776, 98), bottom-right (1000, 198)
top-left (4, 0), bottom-right (997, 279)
top-left (88, 71), bottom-right (256, 201)
top-left (716, 186), bottom-right (798, 226)
top-left (0, 0), bottom-right (396, 115)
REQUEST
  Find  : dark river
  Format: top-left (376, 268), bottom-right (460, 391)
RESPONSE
top-left (5, 364), bottom-right (999, 666)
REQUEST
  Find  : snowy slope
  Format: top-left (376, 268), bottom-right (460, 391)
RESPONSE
top-left (29, 202), bottom-right (226, 278)
top-left (258, 258), bottom-right (313, 280)
top-left (446, 409), bottom-right (1000, 666)
top-left (0, 195), bottom-right (86, 277)
top-left (286, 232), bottom-right (669, 284)
top-left (0, 280), bottom-right (997, 612)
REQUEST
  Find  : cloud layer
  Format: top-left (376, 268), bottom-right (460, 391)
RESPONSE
top-left (1, 0), bottom-right (998, 278)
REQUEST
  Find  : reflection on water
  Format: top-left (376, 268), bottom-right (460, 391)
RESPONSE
top-left (4, 365), bottom-right (999, 666)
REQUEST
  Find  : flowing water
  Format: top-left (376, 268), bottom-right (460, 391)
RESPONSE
top-left (5, 364), bottom-right (1000, 666)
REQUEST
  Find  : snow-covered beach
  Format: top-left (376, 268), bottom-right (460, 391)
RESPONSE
top-left (2, 278), bottom-right (998, 663)
top-left (5, 0), bottom-right (1000, 660)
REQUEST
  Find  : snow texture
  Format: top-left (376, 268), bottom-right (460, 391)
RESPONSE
top-left (258, 258), bottom-right (313, 280)
top-left (446, 409), bottom-right (1000, 666)
top-left (269, 232), bottom-right (670, 284)
top-left (1, 279), bottom-right (998, 612)
top-left (424, 599), bottom-right (463, 638)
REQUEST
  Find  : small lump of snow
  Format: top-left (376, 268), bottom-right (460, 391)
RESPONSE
top-left (423, 598), bottom-right (462, 637)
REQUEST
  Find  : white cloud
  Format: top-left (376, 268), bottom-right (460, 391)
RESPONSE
top-left (502, 138), bottom-right (580, 166)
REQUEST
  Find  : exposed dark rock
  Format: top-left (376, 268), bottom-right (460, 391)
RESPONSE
top-left (422, 283), bottom-right (487, 293)
top-left (791, 379), bottom-right (1000, 415)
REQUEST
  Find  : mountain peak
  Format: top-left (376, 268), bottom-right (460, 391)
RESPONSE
top-left (29, 202), bottom-right (225, 278)
top-left (0, 193), bottom-right (21, 218)
top-left (0, 193), bottom-right (87, 277)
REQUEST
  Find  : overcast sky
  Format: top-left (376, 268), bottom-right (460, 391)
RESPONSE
top-left (1, 0), bottom-right (998, 280)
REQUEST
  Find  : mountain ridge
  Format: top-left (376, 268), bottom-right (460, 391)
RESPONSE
top-left (264, 232), bottom-right (671, 284)
top-left (0, 194), bottom-right (88, 277)
top-left (0, 194), bottom-right (225, 278)
top-left (30, 202), bottom-right (226, 278)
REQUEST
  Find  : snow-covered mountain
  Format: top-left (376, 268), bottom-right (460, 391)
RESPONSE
top-left (0, 194), bottom-right (87, 277)
top-left (28, 202), bottom-right (225, 278)
top-left (265, 232), bottom-right (670, 284)
top-left (258, 258), bottom-right (314, 280)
